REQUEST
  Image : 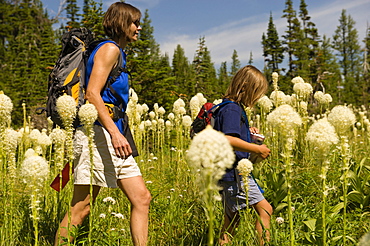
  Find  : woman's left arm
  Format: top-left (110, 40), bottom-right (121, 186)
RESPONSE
top-left (85, 43), bottom-right (132, 158)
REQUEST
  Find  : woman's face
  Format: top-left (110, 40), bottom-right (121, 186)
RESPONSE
top-left (129, 19), bottom-right (141, 42)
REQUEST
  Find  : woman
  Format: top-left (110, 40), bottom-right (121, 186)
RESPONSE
top-left (214, 65), bottom-right (272, 245)
top-left (55, 2), bottom-right (151, 246)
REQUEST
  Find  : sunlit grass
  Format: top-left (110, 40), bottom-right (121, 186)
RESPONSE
top-left (0, 78), bottom-right (370, 245)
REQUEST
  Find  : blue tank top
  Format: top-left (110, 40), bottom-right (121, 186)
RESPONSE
top-left (85, 40), bottom-right (129, 134)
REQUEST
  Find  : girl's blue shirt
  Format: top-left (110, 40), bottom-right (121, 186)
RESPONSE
top-left (85, 40), bottom-right (129, 134)
top-left (214, 99), bottom-right (251, 181)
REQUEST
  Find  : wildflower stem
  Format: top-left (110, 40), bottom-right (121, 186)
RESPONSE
top-left (321, 162), bottom-right (327, 246)
top-left (87, 126), bottom-right (95, 245)
top-left (284, 144), bottom-right (295, 246)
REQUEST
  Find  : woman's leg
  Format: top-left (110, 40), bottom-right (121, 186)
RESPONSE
top-left (54, 185), bottom-right (101, 246)
top-left (117, 176), bottom-right (151, 246)
top-left (252, 199), bottom-right (273, 245)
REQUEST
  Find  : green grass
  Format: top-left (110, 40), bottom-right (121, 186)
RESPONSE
top-left (0, 98), bottom-right (369, 246)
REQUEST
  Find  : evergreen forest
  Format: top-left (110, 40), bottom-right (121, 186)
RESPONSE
top-left (1, 0), bottom-right (369, 127)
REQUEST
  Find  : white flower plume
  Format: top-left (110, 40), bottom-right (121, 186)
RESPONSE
top-left (0, 91), bottom-right (13, 124)
top-left (79, 103), bottom-right (98, 127)
top-left (257, 95), bottom-right (273, 113)
top-left (306, 118), bottom-right (339, 152)
top-left (21, 149), bottom-right (50, 186)
top-left (237, 158), bottom-right (253, 176)
top-left (187, 125), bottom-right (235, 185)
top-left (327, 105), bottom-right (356, 135)
top-left (267, 104), bottom-right (302, 136)
top-left (56, 95), bottom-right (77, 126)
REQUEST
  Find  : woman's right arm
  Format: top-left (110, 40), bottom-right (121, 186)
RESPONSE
top-left (225, 135), bottom-right (270, 159)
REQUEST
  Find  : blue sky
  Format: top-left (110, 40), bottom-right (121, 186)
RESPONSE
top-left (42, 0), bottom-right (369, 70)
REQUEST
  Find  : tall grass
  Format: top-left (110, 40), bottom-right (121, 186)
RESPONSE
top-left (0, 81), bottom-right (369, 245)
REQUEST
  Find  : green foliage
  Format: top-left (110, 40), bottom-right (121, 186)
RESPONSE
top-left (332, 10), bottom-right (362, 105)
top-left (0, 0), bottom-right (58, 127)
top-left (192, 37), bottom-right (219, 100)
top-left (262, 13), bottom-right (284, 73)
top-left (81, 0), bottom-right (105, 38)
top-left (66, 0), bottom-right (80, 29)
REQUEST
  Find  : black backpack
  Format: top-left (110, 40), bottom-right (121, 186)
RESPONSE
top-left (45, 27), bottom-right (127, 128)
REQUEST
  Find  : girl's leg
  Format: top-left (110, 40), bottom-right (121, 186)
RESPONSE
top-left (252, 199), bottom-right (273, 245)
top-left (117, 176), bottom-right (151, 246)
top-left (219, 210), bottom-right (240, 245)
top-left (54, 185), bottom-right (101, 246)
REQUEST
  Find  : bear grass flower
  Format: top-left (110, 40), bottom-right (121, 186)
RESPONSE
top-left (21, 149), bottom-right (50, 186)
top-left (267, 104), bottom-right (302, 136)
top-left (270, 90), bottom-right (287, 107)
top-left (182, 115), bottom-right (192, 128)
top-left (56, 95), bottom-right (77, 127)
top-left (306, 118), bottom-right (339, 152)
top-left (237, 158), bottom-right (253, 176)
top-left (3, 128), bottom-right (20, 152)
top-left (78, 103), bottom-right (98, 127)
top-left (257, 95), bottom-right (273, 113)
top-left (190, 95), bottom-right (200, 119)
top-left (291, 76), bottom-right (305, 84)
top-left (0, 91), bottom-right (13, 125)
top-left (49, 128), bottom-right (66, 146)
top-left (187, 125), bottom-right (234, 245)
top-left (272, 72), bottom-right (279, 90)
top-left (327, 105), bottom-right (356, 135)
top-left (187, 125), bottom-right (235, 187)
top-left (157, 106), bottom-right (166, 116)
top-left (293, 82), bottom-right (313, 100)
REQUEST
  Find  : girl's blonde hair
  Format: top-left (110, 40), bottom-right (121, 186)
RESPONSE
top-left (224, 65), bottom-right (268, 107)
top-left (103, 2), bottom-right (141, 41)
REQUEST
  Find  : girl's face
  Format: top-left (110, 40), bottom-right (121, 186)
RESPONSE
top-left (129, 19), bottom-right (141, 42)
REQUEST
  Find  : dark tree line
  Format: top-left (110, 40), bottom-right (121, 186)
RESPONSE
top-left (0, 0), bottom-right (369, 126)
top-left (262, 0), bottom-right (369, 105)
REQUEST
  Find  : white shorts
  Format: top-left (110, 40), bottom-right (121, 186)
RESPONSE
top-left (73, 125), bottom-right (142, 188)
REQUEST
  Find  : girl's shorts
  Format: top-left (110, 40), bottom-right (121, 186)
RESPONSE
top-left (73, 125), bottom-right (142, 188)
top-left (220, 176), bottom-right (265, 217)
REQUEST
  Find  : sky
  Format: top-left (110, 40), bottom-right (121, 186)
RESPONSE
top-left (42, 0), bottom-right (369, 70)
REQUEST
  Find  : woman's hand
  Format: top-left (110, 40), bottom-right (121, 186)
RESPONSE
top-left (111, 132), bottom-right (132, 159)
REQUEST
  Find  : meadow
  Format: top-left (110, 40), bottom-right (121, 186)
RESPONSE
top-left (0, 74), bottom-right (369, 246)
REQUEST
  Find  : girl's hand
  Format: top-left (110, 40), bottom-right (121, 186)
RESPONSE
top-left (249, 127), bottom-right (260, 134)
top-left (257, 144), bottom-right (270, 159)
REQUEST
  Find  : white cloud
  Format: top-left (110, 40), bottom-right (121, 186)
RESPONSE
top-left (157, 0), bottom-right (369, 70)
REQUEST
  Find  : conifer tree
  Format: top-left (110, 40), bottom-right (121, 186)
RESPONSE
top-left (127, 10), bottom-right (176, 109)
top-left (297, 0), bottom-right (320, 81)
top-left (192, 36), bottom-right (218, 99)
top-left (282, 0), bottom-right (298, 76)
top-left (360, 26), bottom-right (370, 105)
top-left (172, 44), bottom-right (195, 98)
top-left (65, 0), bottom-right (80, 29)
top-left (81, 0), bottom-right (104, 38)
top-left (248, 51), bottom-right (253, 65)
top-left (261, 13), bottom-right (284, 74)
top-left (1, 0), bottom-right (57, 126)
top-left (218, 61), bottom-right (229, 94)
top-left (315, 35), bottom-right (341, 103)
top-left (230, 49), bottom-right (241, 76)
top-left (332, 10), bottom-right (361, 104)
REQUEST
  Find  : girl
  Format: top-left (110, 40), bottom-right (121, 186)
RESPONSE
top-left (54, 3), bottom-right (151, 246)
top-left (214, 65), bottom-right (272, 245)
